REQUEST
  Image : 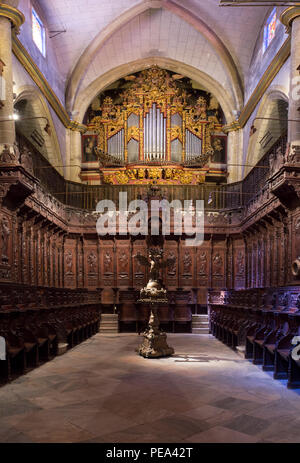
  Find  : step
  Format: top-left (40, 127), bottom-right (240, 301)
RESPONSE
top-left (191, 314), bottom-right (209, 333)
top-left (101, 314), bottom-right (118, 320)
top-left (192, 327), bottom-right (210, 334)
top-left (99, 314), bottom-right (119, 333)
top-left (100, 322), bottom-right (118, 325)
top-left (99, 329), bottom-right (119, 333)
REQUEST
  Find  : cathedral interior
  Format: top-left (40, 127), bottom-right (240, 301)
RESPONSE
top-left (1, 0), bottom-right (300, 446)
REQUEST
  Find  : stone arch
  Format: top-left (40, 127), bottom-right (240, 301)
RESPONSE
top-left (244, 86), bottom-right (288, 177)
top-left (65, 0), bottom-right (243, 114)
top-left (74, 57), bottom-right (236, 124)
top-left (14, 86), bottom-right (63, 175)
top-left (67, 57), bottom-right (237, 182)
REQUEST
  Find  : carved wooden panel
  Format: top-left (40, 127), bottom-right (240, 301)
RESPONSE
top-left (211, 246), bottom-right (225, 288)
top-left (196, 246), bottom-right (209, 287)
top-left (132, 240), bottom-right (147, 289)
top-left (164, 241), bottom-right (178, 288)
top-left (64, 238), bottom-right (76, 288)
top-left (84, 240), bottom-right (98, 289)
top-left (100, 240), bottom-right (114, 287)
top-left (179, 245), bottom-right (193, 287)
top-left (117, 241), bottom-right (130, 287)
top-left (0, 213), bottom-right (12, 281)
top-left (233, 242), bottom-right (246, 290)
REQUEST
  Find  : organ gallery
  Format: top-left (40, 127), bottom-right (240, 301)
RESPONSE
top-left (0, 0), bottom-right (300, 447)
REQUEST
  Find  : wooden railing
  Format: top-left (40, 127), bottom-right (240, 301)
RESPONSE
top-left (17, 132), bottom-right (287, 211)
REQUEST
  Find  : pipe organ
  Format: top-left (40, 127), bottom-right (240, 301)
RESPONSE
top-left (82, 67), bottom-right (227, 185)
top-left (108, 129), bottom-right (124, 162)
top-left (144, 103), bottom-right (167, 162)
top-left (185, 130), bottom-right (202, 161)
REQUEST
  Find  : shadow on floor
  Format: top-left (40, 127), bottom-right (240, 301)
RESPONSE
top-left (172, 354), bottom-right (245, 363)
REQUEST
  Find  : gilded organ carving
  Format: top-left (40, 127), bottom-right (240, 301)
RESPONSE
top-left (83, 67), bottom-right (227, 185)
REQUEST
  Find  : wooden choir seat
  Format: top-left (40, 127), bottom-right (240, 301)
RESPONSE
top-left (0, 285), bottom-right (100, 385)
top-left (119, 304), bottom-right (137, 332)
top-left (137, 304), bottom-right (150, 334)
top-left (158, 305), bottom-right (174, 332)
top-left (174, 305), bottom-right (192, 333)
top-left (209, 288), bottom-right (300, 390)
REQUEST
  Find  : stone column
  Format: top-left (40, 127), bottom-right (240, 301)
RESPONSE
top-left (66, 129), bottom-right (82, 182)
top-left (0, 2), bottom-right (24, 155)
top-left (281, 7), bottom-right (300, 147)
top-left (223, 124), bottom-right (243, 183)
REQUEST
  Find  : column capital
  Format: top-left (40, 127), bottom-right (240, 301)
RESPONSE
top-left (280, 7), bottom-right (300, 32)
top-left (222, 121), bottom-right (241, 134)
top-left (0, 3), bottom-right (24, 34)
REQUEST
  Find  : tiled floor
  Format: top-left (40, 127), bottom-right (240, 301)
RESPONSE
top-left (0, 333), bottom-right (300, 443)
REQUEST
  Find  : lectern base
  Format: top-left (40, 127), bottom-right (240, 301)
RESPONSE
top-left (136, 306), bottom-right (174, 358)
top-left (137, 330), bottom-right (174, 358)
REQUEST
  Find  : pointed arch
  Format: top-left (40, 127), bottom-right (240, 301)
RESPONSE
top-left (244, 85), bottom-right (288, 177)
top-left (73, 57), bottom-right (236, 125)
top-left (65, 0), bottom-right (243, 114)
top-left (14, 86), bottom-right (64, 174)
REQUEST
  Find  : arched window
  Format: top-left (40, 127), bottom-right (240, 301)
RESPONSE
top-left (263, 8), bottom-right (277, 53)
top-left (32, 7), bottom-right (46, 57)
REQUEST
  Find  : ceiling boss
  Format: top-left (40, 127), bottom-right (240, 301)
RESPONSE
top-left (81, 67), bottom-right (227, 185)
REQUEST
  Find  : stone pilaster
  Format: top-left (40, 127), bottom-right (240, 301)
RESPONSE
top-left (66, 129), bottom-right (82, 182)
top-left (226, 127), bottom-right (243, 183)
top-left (0, 3), bottom-right (24, 156)
top-left (281, 8), bottom-right (300, 148)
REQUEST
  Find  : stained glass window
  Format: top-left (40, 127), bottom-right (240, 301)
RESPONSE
top-left (263, 8), bottom-right (277, 53)
top-left (32, 8), bottom-right (45, 56)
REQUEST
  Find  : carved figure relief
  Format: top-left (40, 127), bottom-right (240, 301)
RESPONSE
top-left (236, 251), bottom-right (245, 276)
top-left (20, 146), bottom-right (34, 174)
top-left (104, 251), bottom-right (112, 274)
top-left (295, 217), bottom-right (300, 234)
top-left (65, 250), bottom-right (73, 275)
top-left (167, 251), bottom-right (177, 276)
top-left (0, 144), bottom-right (19, 164)
top-left (183, 251), bottom-right (192, 275)
top-left (119, 251), bottom-right (128, 276)
top-left (212, 253), bottom-right (223, 276)
top-left (87, 251), bottom-right (97, 274)
top-left (134, 251), bottom-right (144, 278)
top-left (269, 145), bottom-right (285, 175)
top-left (0, 216), bottom-right (10, 262)
top-left (288, 145), bottom-right (300, 164)
top-left (198, 251), bottom-right (207, 275)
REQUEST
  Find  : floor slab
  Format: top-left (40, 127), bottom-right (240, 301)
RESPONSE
top-left (0, 333), bottom-right (300, 443)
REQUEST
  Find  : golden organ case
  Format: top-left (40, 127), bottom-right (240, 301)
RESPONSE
top-left (81, 67), bottom-right (227, 185)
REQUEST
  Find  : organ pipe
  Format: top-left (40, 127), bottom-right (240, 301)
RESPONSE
top-left (185, 129), bottom-right (202, 160)
top-left (143, 103), bottom-right (167, 161)
top-left (108, 129), bottom-right (125, 160)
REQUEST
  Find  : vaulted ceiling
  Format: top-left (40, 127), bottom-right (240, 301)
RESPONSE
top-left (38, 0), bottom-right (270, 117)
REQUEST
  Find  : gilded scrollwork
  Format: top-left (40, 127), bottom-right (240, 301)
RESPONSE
top-left (85, 66), bottom-right (225, 185)
top-left (127, 126), bottom-right (139, 142)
